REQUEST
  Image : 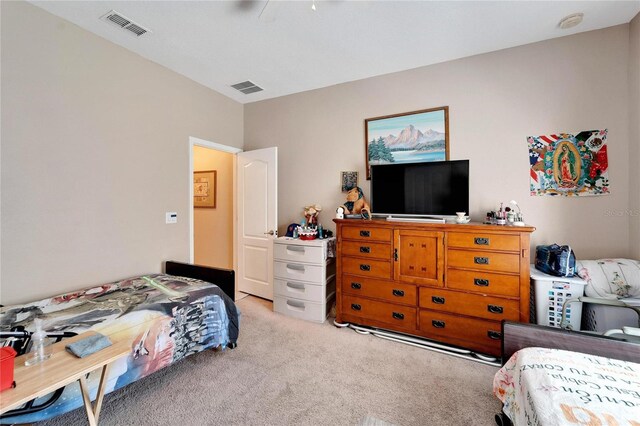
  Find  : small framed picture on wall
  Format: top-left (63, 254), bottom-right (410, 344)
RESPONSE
top-left (194, 170), bottom-right (217, 208)
top-left (341, 171), bottom-right (358, 192)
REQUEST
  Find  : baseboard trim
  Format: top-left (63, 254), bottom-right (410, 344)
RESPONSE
top-left (337, 321), bottom-right (501, 367)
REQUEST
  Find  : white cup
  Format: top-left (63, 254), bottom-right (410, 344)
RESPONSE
top-left (456, 212), bottom-right (466, 219)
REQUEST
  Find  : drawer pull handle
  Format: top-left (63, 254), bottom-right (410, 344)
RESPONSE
top-left (286, 264), bottom-right (305, 272)
top-left (392, 312), bottom-right (405, 320)
top-left (488, 304), bottom-right (503, 314)
top-left (351, 303), bottom-right (362, 311)
top-left (474, 278), bottom-right (490, 287)
top-left (359, 264), bottom-right (371, 272)
top-left (474, 237), bottom-right (490, 246)
top-left (474, 257), bottom-right (489, 265)
top-left (360, 230), bottom-right (371, 237)
top-left (394, 248), bottom-right (398, 261)
top-left (351, 282), bottom-right (362, 290)
top-left (286, 300), bottom-right (306, 312)
top-left (487, 331), bottom-right (502, 340)
top-left (431, 296), bottom-right (445, 304)
top-left (432, 320), bottom-right (446, 329)
top-left (286, 282), bottom-right (305, 290)
top-left (392, 289), bottom-right (404, 297)
top-left (359, 246), bottom-right (371, 254)
top-left (286, 245), bottom-right (305, 253)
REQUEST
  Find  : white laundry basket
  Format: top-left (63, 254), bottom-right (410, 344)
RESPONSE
top-left (531, 266), bottom-right (587, 330)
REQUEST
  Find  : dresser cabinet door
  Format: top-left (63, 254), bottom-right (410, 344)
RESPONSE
top-left (394, 230), bottom-right (444, 287)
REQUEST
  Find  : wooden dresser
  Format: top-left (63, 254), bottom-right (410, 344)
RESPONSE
top-left (334, 219), bottom-right (535, 356)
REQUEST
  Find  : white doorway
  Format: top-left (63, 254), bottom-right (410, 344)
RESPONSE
top-left (189, 138), bottom-right (278, 302)
top-left (189, 137), bottom-right (241, 271)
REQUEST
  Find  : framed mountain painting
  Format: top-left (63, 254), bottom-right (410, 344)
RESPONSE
top-left (365, 106), bottom-right (449, 179)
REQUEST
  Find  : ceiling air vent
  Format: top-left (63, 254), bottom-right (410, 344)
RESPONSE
top-left (100, 10), bottom-right (151, 37)
top-left (231, 81), bottom-right (263, 95)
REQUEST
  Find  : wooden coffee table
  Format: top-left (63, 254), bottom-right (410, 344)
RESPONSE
top-left (0, 331), bottom-right (129, 425)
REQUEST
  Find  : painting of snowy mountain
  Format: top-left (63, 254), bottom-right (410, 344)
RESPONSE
top-left (365, 107), bottom-right (449, 178)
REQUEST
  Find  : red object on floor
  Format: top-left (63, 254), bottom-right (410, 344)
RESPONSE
top-left (0, 346), bottom-right (17, 391)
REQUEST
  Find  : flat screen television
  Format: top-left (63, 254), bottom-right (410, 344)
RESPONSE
top-left (370, 160), bottom-right (469, 219)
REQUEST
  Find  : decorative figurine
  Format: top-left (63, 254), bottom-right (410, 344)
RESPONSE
top-left (304, 204), bottom-right (322, 226)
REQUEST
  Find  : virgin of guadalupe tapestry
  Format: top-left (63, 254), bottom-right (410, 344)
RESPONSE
top-left (528, 129), bottom-right (609, 196)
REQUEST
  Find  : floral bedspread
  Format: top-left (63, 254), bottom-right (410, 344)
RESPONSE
top-left (493, 347), bottom-right (640, 425)
top-left (0, 273), bottom-right (240, 424)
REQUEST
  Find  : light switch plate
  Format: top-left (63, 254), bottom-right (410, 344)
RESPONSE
top-left (166, 212), bottom-right (177, 224)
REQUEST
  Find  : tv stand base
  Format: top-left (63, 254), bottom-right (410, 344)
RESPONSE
top-left (383, 215), bottom-right (445, 224)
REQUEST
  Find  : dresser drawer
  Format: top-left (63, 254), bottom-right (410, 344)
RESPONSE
top-left (447, 249), bottom-right (520, 274)
top-left (419, 309), bottom-right (502, 355)
top-left (341, 274), bottom-right (416, 306)
top-left (446, 269), bottom-right (520, 297)
top-left (342, 226), bottom-right (392, 242)
top-left (341, 240), bottom-right (390, 260)
top-left (342, 295), bottom-right (416, 328)
top-left (342, 257), bottom-right (391, 279)
top-left (447, 232), bottom-right (520, 252)
top-left (274, 277), bottom-right (335, 303)
top-left (274, 242), bottom-right (325, 264)
top-left (274, 261), bottom-right (326, 283)
top-left (419, 287), bottom-right (520, 321)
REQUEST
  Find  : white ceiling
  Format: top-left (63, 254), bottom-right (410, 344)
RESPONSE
top-left (31, 1), bottom-right (640, 104)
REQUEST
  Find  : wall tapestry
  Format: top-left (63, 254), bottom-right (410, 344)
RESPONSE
top-left (528, 129), bottom-right (609, 197)
top-left (365, 106), bottom-right (449, 179)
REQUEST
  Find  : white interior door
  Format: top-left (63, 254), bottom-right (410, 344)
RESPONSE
top-left (236, 147), bottom-right (278, 300)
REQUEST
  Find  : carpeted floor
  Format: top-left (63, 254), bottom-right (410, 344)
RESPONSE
top-left (42, 296), bottom-right (502, 425)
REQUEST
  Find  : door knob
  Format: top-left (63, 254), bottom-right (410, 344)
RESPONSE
top-left (264, 230), bottom-right (275, 235)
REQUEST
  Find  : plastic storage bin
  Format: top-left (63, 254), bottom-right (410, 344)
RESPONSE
top-left (0, 346), bottom-right (17, 391)
top-left (583, 298), bottom-right (640, 332)
top-left (531, 266), bottom-right (587, 330)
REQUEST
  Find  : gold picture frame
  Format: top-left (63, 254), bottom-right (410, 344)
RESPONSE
top-left (365, 106), bottom-right (449, 179)
top-left (194, 170), bottom-right (217, 208)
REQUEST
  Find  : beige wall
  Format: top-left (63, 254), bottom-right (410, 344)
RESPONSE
top-left (193, 146), bottom-right (234, 269)
top-left (0, 2), bottom-right (243, 305)
top-left (630, 12), bottom-right (640, 259)
top-left (245, 25), bottom-right (632, 260)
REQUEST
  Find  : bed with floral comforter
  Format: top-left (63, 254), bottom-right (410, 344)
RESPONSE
top-left (493, 347), bottom-right (640, 425)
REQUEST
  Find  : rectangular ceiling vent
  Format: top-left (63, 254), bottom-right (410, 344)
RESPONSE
top-left (231, 81), bottom-right (263, 95)
top-left (100, 10), bottom-right (151, 37)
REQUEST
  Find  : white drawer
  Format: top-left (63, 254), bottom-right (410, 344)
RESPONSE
top-left (274, 261), bottom-right (325, 283)
top-left (273, 293), bottom-right (335, 323)
top-left (274, 242), bottom-right (325, 264)
top-left (274, 276), bottom-right (336, 303)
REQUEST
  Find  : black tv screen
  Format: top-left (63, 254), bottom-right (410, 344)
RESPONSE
top-left (370, 160), bottom-right (469, 217)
